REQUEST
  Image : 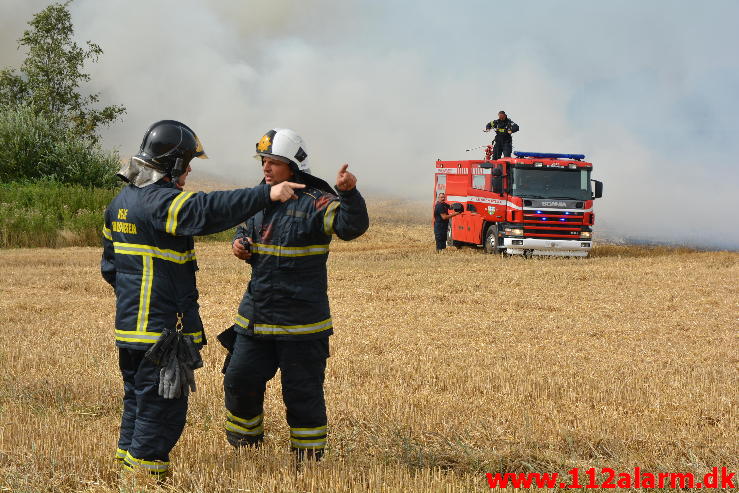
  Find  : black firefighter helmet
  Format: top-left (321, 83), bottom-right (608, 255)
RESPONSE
top-left (135, 120), bottom-right (208, 178)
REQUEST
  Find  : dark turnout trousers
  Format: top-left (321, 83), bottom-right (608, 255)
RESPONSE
top-left (434, 222), bottom-right (448, 250)
top-left (223, 334), bottom-right (329, 456)
top-left (493, 141), bottom-right (512, 159)
top-left (117, 348), bottom-right (188, 479)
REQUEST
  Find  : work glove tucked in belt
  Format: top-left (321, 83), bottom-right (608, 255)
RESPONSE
top-left (144, 315), bottom-right (203, 399)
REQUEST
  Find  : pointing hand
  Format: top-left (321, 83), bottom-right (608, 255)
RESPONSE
top-left (270, 181), bottom-right (305, 202)
top-left (335, 164), bottom-right (357, 191)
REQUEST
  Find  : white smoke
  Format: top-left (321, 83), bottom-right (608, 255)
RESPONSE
top-left (1, 0), bottom-right (737, 248)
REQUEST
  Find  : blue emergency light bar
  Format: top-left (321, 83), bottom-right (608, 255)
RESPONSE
top-left (514, 151), bottom-right (586, 160)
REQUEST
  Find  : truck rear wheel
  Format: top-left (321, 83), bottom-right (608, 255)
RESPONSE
top-left (484, 224), bottom-right (499, 254)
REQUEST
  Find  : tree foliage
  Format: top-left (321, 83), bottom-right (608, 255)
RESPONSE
top-left (0, 1), bottom-right (125, 143)
top-left (0, 106), bottom-right (120, 187)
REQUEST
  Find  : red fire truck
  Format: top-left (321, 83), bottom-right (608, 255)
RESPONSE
top-left (434, 148), bottom-right (603, 257)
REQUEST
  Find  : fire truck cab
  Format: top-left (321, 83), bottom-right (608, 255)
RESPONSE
top-left (434, 149), bottom-right (603, 257)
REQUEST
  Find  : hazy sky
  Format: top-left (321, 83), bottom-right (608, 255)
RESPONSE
top-left (1, 0), bottom-right (738, 248)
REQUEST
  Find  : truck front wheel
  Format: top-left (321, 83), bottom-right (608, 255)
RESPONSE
top-left (447, 222), bottom-right (461, 247)
top-left (484, 224), bottom-right (499, 254)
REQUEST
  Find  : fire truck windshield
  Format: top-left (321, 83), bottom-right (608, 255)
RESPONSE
top-left (511, 166), bottom-right (591, 200)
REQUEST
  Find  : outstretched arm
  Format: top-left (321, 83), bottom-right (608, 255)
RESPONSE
top-left (153, 181), bottom-right (306, 236)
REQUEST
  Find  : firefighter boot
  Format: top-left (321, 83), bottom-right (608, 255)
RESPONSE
top-left (293, 447), bottom-right (324, 462)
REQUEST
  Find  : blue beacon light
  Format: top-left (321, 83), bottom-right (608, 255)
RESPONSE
top-left (514, 151), bottom-right (586, 160)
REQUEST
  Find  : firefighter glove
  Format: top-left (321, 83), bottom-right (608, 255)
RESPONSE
top-left (144, 328), bottom-right (177, 366)
top-left (148, 328), bottom-right (203, 399)
top-left (159, 354), bottom-right (182, 399)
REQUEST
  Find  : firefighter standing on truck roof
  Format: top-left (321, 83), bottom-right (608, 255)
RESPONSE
top-left (433, 192), bottom-right (460, 252)
top-left (484, 110), bottom-right (519, 159)
top-left (100, 120), bottom-right (304, 481)
top-left (221, 128), bottom-right (369, 462)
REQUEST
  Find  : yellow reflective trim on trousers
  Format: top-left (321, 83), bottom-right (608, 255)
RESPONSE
top-left (323, 200), bottom-right (340, 236)
top-left (102, 225), bottom-right (112, 241)
top-left (135, 256), bottom-right (153, 332)
top-left (290, 425), bottom-right (327, 437)
top-left (290, 437), bottom-right (327, 448)
top-left (115, 448), bottom-right (127, 460)
top-left (165, 191), bottom-right (194, 235)
top-left (227, 411), bottom-right (263, 427)
top-left (253, 318), bottom-right (332, 336)
top-left (123, 452), bottom-right (169, 473)
top-left (251, 243), bottom-right (329, 257)
top-left (113, 242), bottom-right (196, 264)
top-left (225, 422), bottom-right (264, 436)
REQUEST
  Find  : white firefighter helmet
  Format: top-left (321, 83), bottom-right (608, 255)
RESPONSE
top-left (254, 128), bottom-right (310, 173)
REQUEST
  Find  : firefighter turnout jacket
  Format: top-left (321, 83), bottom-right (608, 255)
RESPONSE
top-left (486, 118), bottom-right (520, 144)
top-left (101, 181), bottom-right (271, 350)
top-left (232, 186), bottom-right (369, 340)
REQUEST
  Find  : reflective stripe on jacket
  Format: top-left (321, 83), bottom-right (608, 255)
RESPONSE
top-left (101, 181), bottom-right (271, 350)
top-left (233, 186), bottom-right (369, 340)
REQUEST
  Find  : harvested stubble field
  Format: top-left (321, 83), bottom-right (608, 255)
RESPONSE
top-left (0, 202), bottom-right (736, 492)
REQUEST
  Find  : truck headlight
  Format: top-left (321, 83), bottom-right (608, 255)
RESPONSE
top-left (505, 228), bottom-right (524, 236)
top-left (580, 231), bottom-right (592, 239)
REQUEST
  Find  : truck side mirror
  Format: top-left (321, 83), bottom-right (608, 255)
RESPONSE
top-left (592, 180), bottom-right (603, 199)
top-left (492, 168), bottom-right (503, 194)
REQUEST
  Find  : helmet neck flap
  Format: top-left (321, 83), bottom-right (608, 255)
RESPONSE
top-left (117, 157), bottom-right (168, 188)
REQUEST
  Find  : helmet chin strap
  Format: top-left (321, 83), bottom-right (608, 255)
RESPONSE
top-left (170, 158), bottom-right (185, 179)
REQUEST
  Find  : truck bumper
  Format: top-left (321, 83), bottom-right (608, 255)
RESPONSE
top-left (503, 238), bottom-right (591, 257)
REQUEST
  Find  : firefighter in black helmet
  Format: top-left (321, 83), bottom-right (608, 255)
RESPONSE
top-left (101, 120), bottom-right (304, 480)
top-left (484, 111), bottom-right (519, 159)
top-left (221, 128), bottom-right (369, 462)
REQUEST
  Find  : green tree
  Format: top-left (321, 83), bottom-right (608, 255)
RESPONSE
top-left (0, 1), bottom-right (125, 143)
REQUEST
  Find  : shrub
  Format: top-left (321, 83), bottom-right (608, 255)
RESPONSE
top-left (0, 106), bottom-right (120, 188)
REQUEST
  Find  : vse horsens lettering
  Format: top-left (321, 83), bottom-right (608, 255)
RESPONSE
top-left (111, 221), bottom-right (137, 234)
top-left (114, 208), bottom-right (136, 234)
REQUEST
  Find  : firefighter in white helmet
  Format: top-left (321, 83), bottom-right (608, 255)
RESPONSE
top-left (220, 128), bottom-right (369, 461)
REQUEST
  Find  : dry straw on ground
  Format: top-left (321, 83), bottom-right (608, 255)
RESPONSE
top-left (0, 205), bottom-right (736, 492)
